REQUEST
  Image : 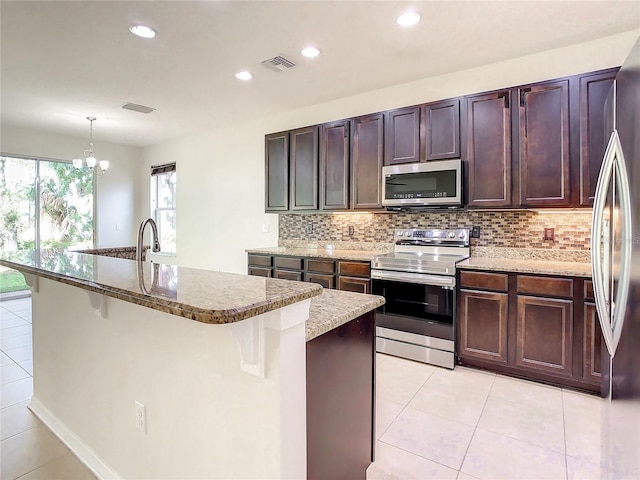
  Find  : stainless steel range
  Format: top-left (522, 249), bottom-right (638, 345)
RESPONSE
top-left (371, 228), bottom-right (470, 369)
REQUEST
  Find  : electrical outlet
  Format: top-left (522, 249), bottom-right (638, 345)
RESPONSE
top-left (348, 225), bottom-right (354, 236)
top-left (135, 401), bottom-right (146, 433)
top-left (306, 223), bottom-right (313, 234)
top-left (115, 223), bottom-right (121, 231)
top-left (544, 228), bottom-right (555, 241)
top-left (471, 226), bottom-right (480, 238)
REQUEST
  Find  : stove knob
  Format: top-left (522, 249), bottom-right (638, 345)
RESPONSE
top-left (406, 231), bottom-right (412, 237)
top-left (397, 231), bottom-right (403, 236)
top-left (458, 232), bottom-right (466, 239)
top-left (448, 232), bottom-right (456, 239)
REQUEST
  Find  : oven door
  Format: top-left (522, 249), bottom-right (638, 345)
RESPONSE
top-left (372, 269), bottom-right (456, 368)
top-left (371, 270), bottom-right (454, 341)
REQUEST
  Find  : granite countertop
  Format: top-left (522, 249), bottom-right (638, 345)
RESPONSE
top-left (457, 257), bottom-right (592, 277)
top-left (0, 249), bottom-right (322, 324)
top-left (306, 289), bottom-right (385, 342)
top-left (246, 246), bottom-right (390, 262)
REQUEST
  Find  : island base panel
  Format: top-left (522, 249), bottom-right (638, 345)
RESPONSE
top-left (306, 311), bottom-right (375, 480)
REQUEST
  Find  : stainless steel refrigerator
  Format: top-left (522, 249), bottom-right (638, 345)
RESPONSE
top-left (591, 36), bottom-right (640, 479)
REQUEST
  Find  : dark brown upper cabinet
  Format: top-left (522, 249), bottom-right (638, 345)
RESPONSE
top-left (289, 126), bottom-right (319, 211)
top-left (265, 131), bottom-right (289, 212)
top-left (423, 99), bottom-right (461, 161)
top-left (351, 113), bottom-right (384, 210)
top-left (517, 79), bottom-right (571, 207)
top-left (384, 106), bottom-right (420, 165)
top-left (465, 90), bottom-right (512, 207)
top-left (319, 120), bottom-right (350, 211)
top-left (577, 68), bottom-right (618, 207)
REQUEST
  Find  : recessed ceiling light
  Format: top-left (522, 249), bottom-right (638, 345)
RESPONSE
top-left (130, 25), bottom-right (156, 39)
top-left (235, 71), bottom-right (253, 80)
top-left (301, 46), bottom-right (320, 58)
top-left (397, 12), bottom-right (421, 27)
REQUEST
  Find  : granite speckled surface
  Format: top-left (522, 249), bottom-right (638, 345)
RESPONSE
top-left (246, 246), bottom-right (388, 262)
top-left (470, 246), bottom-right (590, 263)
top-left (0, 249), bottom-right (322, 324)
top-left (458, 257), bottom-right (592, 277)
top-left (306, 289), bottom-right (385, 342)
top-left (74, 246), bottom-right (141, 260)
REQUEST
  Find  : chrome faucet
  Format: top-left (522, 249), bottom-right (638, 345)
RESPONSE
top-left (137, 218), bottom-right (161, 261)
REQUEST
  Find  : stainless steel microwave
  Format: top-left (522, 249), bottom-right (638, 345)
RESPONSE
top-left (382, 159), bottom-right (463, 208)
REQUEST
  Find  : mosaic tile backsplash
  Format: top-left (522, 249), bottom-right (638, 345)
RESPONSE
top-left (279, 210), bottom-right (593, 251)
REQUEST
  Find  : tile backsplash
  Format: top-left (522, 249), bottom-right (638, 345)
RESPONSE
top-left (279, 210), bottom-right (593, 251)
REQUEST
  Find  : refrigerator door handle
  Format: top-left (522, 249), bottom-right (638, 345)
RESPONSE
top-left (611, 131), bottom-right (632, 355)
top-left (592, 131), bottom-right (615, 355)
top-left (591, 129), bottom-right (632, 358)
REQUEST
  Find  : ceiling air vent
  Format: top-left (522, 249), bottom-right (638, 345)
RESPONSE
top-left (122, 102), bottom-right (156, 114)
top-left (261, 56), bottom-right (296, 72)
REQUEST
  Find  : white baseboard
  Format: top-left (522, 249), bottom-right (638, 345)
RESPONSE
top-left (29, 398), bottom-right (120, 480)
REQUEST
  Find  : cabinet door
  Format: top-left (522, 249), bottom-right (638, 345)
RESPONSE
top-left (320, 120), bottom-right (350, 210)
top-left (423, 98), bottom-right (460, 161)
top-left (516, 295), bottom-right (573, 376)
top-left (351, 113), bottom-right (384, 210)
top-left (265, 132), bottom-right (289, 211)
top-left (274, 269), bottom-right (303, 281)
top-left (583, 302), bottom-right (604, 384)
top-left (578, 69), bottom-right (617, 206)
top-left (306, 273), bottom-right (335, 289)
top-left (338, 276), bottom-right (371, 294)
top-left (384, 106), bottom-right (420, 165)
top-left (248, 267), bottom-right (272, 277)
top-left (458, 289), bottom-right (509, 363)
top-left (290, 126), bottom-right (319, 210)
top-left (518, 80), bottom-right (571, 206)
top-left (465, 91), bottom-right (512, 207)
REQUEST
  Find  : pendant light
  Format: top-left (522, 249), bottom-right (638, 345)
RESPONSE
top-left (73, 117), bottom-right (109, 174)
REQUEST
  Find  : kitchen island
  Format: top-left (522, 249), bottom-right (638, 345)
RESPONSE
top-left (0, 249), bottom-right (383, 480)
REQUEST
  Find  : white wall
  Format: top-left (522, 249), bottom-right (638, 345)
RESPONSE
top-left (140, 31), bottom-right (639, 274)
top-left (30, 277), bottom-right (308, 479)
top-left (0, 124), bottom-right (142, 247)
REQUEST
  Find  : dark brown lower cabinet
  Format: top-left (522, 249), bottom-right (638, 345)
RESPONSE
top-left (338, 276), bottom-right (371, 294)
top-left (248, 255), bottom-right (371, 294)
top-left (457, 271), bottom-right (604, 393)
top-left (274, 269), bottom-right (303, 281)
top-left (248, 267), bottom-right (271, 277)
top-left (458, 289), bottom-right (508, 363)
top-left (515, 295), bottom-right (573, 377)
top-left (306, 311), bottom-right (375, 480)
top-left (583, 303), bottom-right (604, 383)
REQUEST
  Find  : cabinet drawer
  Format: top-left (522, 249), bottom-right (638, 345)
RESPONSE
top-left (248, 254), bottom-right (272, 267)
top-left (306, 273), bottom-right (335, 289)
top-left (338, 276), bottom-right (371, 294)
top-left (274, 269), bottom-right (303, 281)
top-left (584, 280), bottom-right (594, 301)
top-left (338, 261), bottom-right (370, 278)
top-left (274, 256), bottom-right (304, 270)
top-left (517, 275), bottom-right (573, 298)
top-left (248, 267), bottom-right (272, 277)
top-left (459, 271), bottom-right (508, 292)
top-left (306, 258), bottom-right (335, 274)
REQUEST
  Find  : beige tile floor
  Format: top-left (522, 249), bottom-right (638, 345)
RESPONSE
top-left (1, 295), bottom-right (609, 480)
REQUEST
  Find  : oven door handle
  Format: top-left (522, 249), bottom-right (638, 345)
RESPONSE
top-left (371, 270), bottom-right (456, 288)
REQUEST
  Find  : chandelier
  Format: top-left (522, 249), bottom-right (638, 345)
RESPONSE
top-left (72, 117), bottom-right (109, 174)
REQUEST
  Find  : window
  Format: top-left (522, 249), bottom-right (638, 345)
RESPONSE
top-left (0, 154), bottom-right (94, 293)
top-left (0, 155), bottom-right (94, 252)
top-left (151, 163), bottom-right (176, 254)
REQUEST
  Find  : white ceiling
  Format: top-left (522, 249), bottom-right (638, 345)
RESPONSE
top-left (1, 1), bottom-right (639, 147)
